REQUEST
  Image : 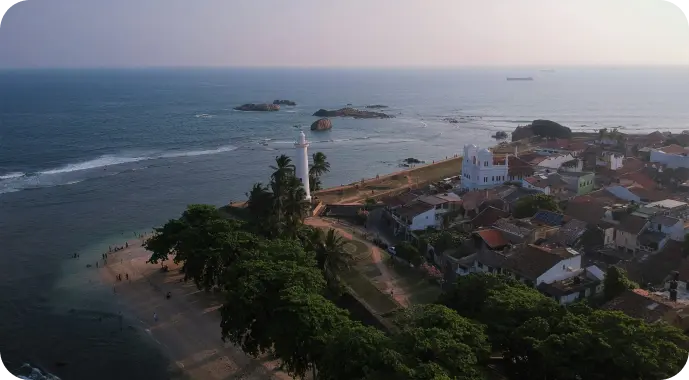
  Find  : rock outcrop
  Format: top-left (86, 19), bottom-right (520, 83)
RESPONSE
top-left (365, 104), bottom-right (388, 109)
top-left (312, 107), bottom-right (393, 119)
top-left (234, 103), bottom-right (280, 112)
top-left (511, 119), bottom-right (571, 141)
top-left (273, 99), bottom-right (297, 106)
top-left (311, 118), bottom-right (333, 131)
top-left (492, 131), bottom-right (509, 140)
top-left (443, 118), bottom-right (459, 124)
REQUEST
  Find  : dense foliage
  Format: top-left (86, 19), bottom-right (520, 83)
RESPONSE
top-left (513, 193), bottom-right (560, 218)
top-left (603, 266), bottom-right (639, 301)
top-left (145, 153), bottom-right (688, 380)
top-left (531, 119), bottom-right (572, 139)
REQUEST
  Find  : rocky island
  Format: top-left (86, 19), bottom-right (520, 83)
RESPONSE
top-left (310, 118), bottom-right (332, 131)
top-left (511, 119), bottom-right (572, 141)
top-left (273, 99), bottom-right (297, 106)
top-left (492, 131), bottom-right (509, 140)
top-left (234, 103), bottom-right (280, 112)
top-left (365, 104), bottom-right (388, 109)
top-left (312, 107), bottom-right (393, 119)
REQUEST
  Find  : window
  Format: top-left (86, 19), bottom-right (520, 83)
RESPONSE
top-left (492, 176), bottom-right (494, 182)
top-left (477, 262), bottom-right (483, 268)
top-left (484, 177), bottom-right (488, 183)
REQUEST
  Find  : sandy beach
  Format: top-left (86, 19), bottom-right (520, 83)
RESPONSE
top-left (98, 238), bottom-right (292, 380)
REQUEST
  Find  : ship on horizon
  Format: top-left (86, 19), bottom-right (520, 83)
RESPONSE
top-left (506, 77), bottom-right (534, 81)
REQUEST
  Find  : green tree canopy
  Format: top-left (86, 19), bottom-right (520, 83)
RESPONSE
top-left (513, 193), bottom-right (560, 218)
top-left (395, 241), bottom-right (423, 266)
top-left (603, 266), bottom-right (639, 301)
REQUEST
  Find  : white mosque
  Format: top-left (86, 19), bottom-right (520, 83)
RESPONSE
top-left (460, 144), bottom-right (509, 190)
top-left (294, 130), bottom-right (312, 201)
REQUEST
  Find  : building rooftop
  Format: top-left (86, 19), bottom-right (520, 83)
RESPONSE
top-left (657, 144), bottom-right (689, 155)
top-left (394, 201), bottom-right (434, 219)
top-left (554, 218), bottom-right (588, 246)
top-left (638, 230), bottom-right (667, 246)
top-left (647, 199), bottom-right (688, 210)
top-left (563, 197), bottom-right (608, 226)
top-left (494, 218), bottom-right (537, 238)
top-left (602, 288), bottom-right (675, 324)
top-left (433, 192), bottom-right (462, 203)
top-left (537, 266), bottom-right (602, 297)
top-left (531, 210), bottom-right (566, 227)
top-left (616, 214), bottom-right (649, 235)
top-left (650, 214), bottom-right (681, 227)
top-left (471, 206), bottom-right (510, 229)
top-left (474, 229), bottom-right (509, 249)
top-left (503, 244), bottom-right (580, 281)
top-left (418, 195), bottom-right (448, 206)
top-left (559, 171), bottom-right (594, 178)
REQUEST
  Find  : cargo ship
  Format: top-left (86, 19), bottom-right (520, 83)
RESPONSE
top-left (506, 77), bottom-right (533, 81)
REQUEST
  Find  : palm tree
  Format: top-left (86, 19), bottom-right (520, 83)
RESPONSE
top-left (282, 175), bottom-right (308, 237)
top-left (309, 152), bottom-right (330, 191)
top-left (317, 229), bottom-right (354, 290)
top-left (270, 154), bottom-right (295, 186)
top-left (269, 155), bottom-right (296, 235)
top-left (246, 182), bottom-right (274, 233)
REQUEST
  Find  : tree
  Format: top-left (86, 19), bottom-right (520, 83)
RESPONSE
top-left (309, 151), bottom-right (330, 191)
top-left (603, 266), bottom-right (638, 301)
top-left (245, 182), bottom-right (273, 232)
top-left (316, 229), bottom-right (355, 292)
top-left (513, 193), bottom-right (560, 218)
top-left (426, 230), bottom-right (469, 255)
top-left (395, 241), bottom-right (423, 266)
top-left (220, 239), bottom-right (326, 357)
top-left (271, 288), bottom-right (352, 379)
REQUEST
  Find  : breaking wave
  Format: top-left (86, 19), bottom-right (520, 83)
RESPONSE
top-left (0, 145), bottom-right (238, 196)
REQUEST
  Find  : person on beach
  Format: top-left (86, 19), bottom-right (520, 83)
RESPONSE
top-left (96, 262), bottom-right (99, 268)
top-left (125, 242), bottom-right (128, 248)
top-left (125, 273), bottom-right (128, 280)
top-left (153, 312), bottom-right (158, 322)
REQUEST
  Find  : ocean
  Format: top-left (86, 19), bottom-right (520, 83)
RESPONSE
top-left (1, 67), bottom-right (688, 379)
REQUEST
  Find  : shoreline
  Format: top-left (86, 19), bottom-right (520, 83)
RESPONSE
top-left (97, 239), bottom-right (292, 380)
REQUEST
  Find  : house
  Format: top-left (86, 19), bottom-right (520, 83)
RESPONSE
top-left (558, 158), bottom-right (584, 173)
top-left (538, 265), bottom-right (605, 304)
top-left (493, 218), bottom-right (559, 244)
top-left (500, 244), bottom-right (582, 286)
top-left (522, 176), bottom-right (551, 194)
top-left (563, 196), bottom-right (609, 226)
top-left (470, 206), bottom-right (510, 229)
top-left (418, 194), bottom-right (461, 226)
top-left (461, 144), bottom-right (509, 190)
top-left (649, 215), bottom-right (685, 241)
top-left (647, 199), bottom-right (688, 211)
top-left (553, 219), bottom-right (588, 247)
top-left (614, 214), bottom-right (650, 253)
top-left (559, 171), bottom-right (595, 195)
top-left (650, 144), bottom-right (689, 169)
top-left (596, 151), bottom-right (624, 170)
top-left (499, 187), bottom-right (542, 213)
top-left (507, 155), bottom-right (536, 181)
top-left (473, 229), bottom-right (510, 252)
top-left (530, 210), bottom-right (566, 227)
top-left (604, 185), bottom-right (642, 203)
top-left (380, 191), bottom-right (422, 210)
top-left (535, 153), bottom-right (580, 171)
top-left (391, 201), bottom-right (436, 234)
top-left (602, 288), bottom-right (689, 330)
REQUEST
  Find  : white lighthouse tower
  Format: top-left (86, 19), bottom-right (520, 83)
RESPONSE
top-left (295, 130), bottom-right (312, 201)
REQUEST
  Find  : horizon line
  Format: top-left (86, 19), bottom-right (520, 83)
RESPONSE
top-left (1, 63), bottom-right (689, 71)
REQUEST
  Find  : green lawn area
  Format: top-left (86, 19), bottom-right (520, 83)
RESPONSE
top-left (340, 268), bottom-right (400, 315)
top-left (386, 259), bottom-right (443, 305)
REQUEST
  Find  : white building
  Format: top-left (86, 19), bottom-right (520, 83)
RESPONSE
top-left (461, 145), bottom-right (508, 190)
top-left (294, 130), bottom-right (311, 201)
top-left (536, 153), bottom-right (579, 171)
top-left (596, 152), bottom-right (624, 170)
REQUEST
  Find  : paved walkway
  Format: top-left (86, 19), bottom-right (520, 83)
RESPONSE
top-left (305, 217), bottom-right (410, 307)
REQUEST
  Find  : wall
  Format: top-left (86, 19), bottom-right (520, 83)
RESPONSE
top-left (577, 174), bottom-right (595, 195)
top-left (650, 150), bottom-right (689, 169)
top-left (615, 230), bottom-right (639, 252)
top-left (604, 228), bottom-right (615, 246)
top-left (537, 255), bottom-right (583, 285)
top-left (410, 208), bottom-right (437, 231)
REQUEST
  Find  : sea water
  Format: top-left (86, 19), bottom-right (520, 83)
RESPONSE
top-left (1, 67), bottom-right (688, 379)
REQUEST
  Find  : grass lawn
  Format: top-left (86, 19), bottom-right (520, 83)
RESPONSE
top-left (385, 258), bottom-right (443, 305)
top-left (340, 268), bottom-right (400, 315)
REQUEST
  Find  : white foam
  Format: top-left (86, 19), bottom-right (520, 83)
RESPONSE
top-left (0, 172), bottom-right (25, 180)
top-left (160, 145), bottom-right (236, 158)
top-left (39, 156), bottom-right (150, 175)
top-left (195, 113), bottom-right (213, 118)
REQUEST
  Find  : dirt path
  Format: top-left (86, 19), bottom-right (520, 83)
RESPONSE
top-left (100, 242), bottom-right (292, 380)
top-left (305, 217), bottom-right (410, 308)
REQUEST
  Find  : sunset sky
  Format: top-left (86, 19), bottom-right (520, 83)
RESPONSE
top-left (1, 0), bottom-right (688, 68)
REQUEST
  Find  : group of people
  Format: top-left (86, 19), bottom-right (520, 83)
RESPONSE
top-left (115, 273), bottom-right (129, 281)
top-left (108, 243), bottom-right (128, 253)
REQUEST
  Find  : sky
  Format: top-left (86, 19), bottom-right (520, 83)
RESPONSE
top-left (0, 0), bottom-right (688, 68)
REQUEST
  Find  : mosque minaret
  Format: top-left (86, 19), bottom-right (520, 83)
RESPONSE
top-left (294, 130), bottom-right (312, 201)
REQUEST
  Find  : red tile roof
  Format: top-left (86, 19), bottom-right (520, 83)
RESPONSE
top-left (471, 206), bottom-right (510, 229)
top-left (508, 156), bottom-right (536, 177)
top-left (475, 229), bottom-right (509, 249)
top-left (620, 171), bottom-right (656, 190)
top-left (524, 176), bottom-right (549, 189)
top-left (658, 144), bottom-right (688, 155)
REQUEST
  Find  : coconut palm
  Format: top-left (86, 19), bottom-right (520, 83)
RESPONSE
top-left (309, 152), bottom-right (330, 191)
top-left (317, 229), bottom-right (355, 290)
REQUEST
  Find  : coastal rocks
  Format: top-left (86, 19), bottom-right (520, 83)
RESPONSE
top-left (234, 103), bottom-right (280, 112)
top-left (365, 104), bottom-right (388, 109)
top-left (312, 107), bottom-right (393, 119)
top-left (403, 157), bottom-right (423, 164)
top-left (443, 118), bottom-right (459, 124)
top-left (311, 118), bottom-right (333, 131)
top-left (273, 99), bottom-right (297, 106)
top-left (511, 119), bottom-right (572, 141)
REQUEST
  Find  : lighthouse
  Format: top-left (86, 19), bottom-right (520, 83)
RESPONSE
top-left (295, 130), bottom-right (312, 201)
